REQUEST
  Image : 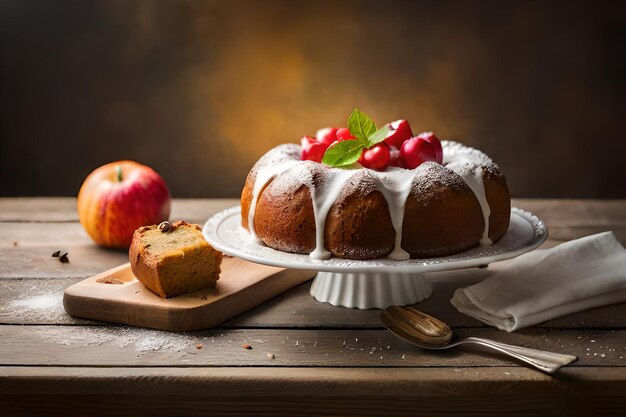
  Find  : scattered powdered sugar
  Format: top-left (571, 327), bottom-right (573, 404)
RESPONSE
top-left (34, 325), bottom-right (222, 353)
top-left (0, 280), bottom-right (218, 355)
top-left (2, 279), bottom-right (207, 353)
top-left (1, 278), bottom-right (90, 325)
top-left (11, 293), bottom-right (58, 310)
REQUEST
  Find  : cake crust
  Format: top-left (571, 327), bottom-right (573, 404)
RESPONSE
top-left (241, 141), bottom-right (510, 260)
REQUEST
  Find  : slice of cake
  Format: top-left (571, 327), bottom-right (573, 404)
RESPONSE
top-left (129, 221), bottom-right (223, 298)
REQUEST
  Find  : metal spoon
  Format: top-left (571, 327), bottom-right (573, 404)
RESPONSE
top-left (380, 305), bottom-right (577, 374)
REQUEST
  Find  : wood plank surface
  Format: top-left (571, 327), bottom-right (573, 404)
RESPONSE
top-left (0, 222), bottom-right (92, 247)
top-left (1, 367), bottom-right (625, 417)
top-left (0, 197), bottom-right (239, 223)
top-left (0, 198), bottom-right (79, 222)
top-left (0, 325), bottom-right (624, 367)
top-left (0, 245), bottom-right (128, 278)
top-left (4, 275), bottom-right (626, 330)
top-left (2, 197), bottom-right (626, 416)
top-left (516, 199), bottom-right (626, 228)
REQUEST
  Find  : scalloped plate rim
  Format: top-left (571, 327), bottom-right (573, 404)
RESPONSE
top-left (203, 206), bottom-right (547, 274)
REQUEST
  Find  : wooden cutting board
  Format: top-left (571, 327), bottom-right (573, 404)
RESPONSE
top-left (63, 257), bottom-right (315, 331)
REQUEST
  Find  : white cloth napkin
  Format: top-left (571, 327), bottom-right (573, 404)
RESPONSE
top-left (450, 231), bottom-right (626, 331)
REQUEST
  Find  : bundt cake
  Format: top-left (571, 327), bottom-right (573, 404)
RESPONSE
top-left (240, 111), bottom-right (510, 261)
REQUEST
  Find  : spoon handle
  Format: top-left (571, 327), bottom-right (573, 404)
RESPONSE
top-left (456, 337), bottom-right (578, 373)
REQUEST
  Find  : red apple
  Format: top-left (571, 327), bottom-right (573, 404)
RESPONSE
top-left (77, 161), bottom-right (171, 249)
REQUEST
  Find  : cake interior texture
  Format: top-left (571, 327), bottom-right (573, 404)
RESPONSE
top-left (129, 221), bottom-right (223, 298)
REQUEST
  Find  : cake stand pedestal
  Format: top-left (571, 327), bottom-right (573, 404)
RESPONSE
top-left (310, 271), bottom-right (432, 309)
top-left (203, 207), bottom-right (547, 310)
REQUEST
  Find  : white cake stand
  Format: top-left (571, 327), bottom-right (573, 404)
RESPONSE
top-left (203, 207), bottom-right (547, 309)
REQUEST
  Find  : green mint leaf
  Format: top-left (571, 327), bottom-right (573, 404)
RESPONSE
top-left (368, 124), bottom-right (393, 146)
top-left (348, 108), bottom-right (377, 146)
top-left (322, 140), bottom-right (364, 167)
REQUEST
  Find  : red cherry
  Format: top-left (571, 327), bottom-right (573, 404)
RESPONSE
top-left (301, 136), bottom-right (329, 163)
top-left (336, 127), bottom-right (356, 141)
top-left (384, 119), bottom-right (413, 148)
top-left (417, 131), bottom-right (443, 164)
top-left (316, 127), bottom-right (339, 145)
top-left (400, 137), bottom-right (436, 169)
top-left (359, 143), bottom-right (391, 171)
top-left (389, 147), bottom-right (405, 168)
top-left (301, 135), bottom-right (316, 150)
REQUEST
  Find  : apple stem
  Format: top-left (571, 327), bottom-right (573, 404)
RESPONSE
top-left (115, 165), bottom-right (123, 182)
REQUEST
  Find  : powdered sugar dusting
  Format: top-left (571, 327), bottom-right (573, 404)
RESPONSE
top-left (12, 293), bottom-right (58, 310)
top-left (32, 325), bottom-right (211, 353)
top-left (442, 141), bottom-right (495, 245)
top-left (247, 145), bottom-right (301, 241)
top-left (442, 140), bottom-right (497, 171)
top-left (264, 160), bottom-right (319, 196)
top-left (0, 278), bottom-right (91, 324)
top-left (248, 140), bottom-right (500, 259)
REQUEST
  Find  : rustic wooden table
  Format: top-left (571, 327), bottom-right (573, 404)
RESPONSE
top-left (1, 198), bottom-right (625, 416)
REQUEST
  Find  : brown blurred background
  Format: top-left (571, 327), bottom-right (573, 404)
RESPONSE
top-left (1, 0), bottom-right (625, 198)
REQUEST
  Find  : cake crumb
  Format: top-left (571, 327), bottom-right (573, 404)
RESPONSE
top-left (195, 343), bottom-right (203, 349)
top-left (96, 278), bottom-right (124, 285)
top-left (267, 353), bottom-right (275, 359)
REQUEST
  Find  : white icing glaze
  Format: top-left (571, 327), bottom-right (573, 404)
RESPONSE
top-left (370, 168), bottom-right (416, 260)
top-left (247, 147), bottom-right (300, 243)
top-left (309, 169), bottom-right (359, 260)
top-left (442, 141), bottom-right (494, 246)
top-left (247, 141), bottom-right (497, 259)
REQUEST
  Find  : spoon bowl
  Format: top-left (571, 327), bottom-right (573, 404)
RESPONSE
top-left (382, 305), bottom-right (453, 347)
top-left (381, 305), bottom-right (577, 374)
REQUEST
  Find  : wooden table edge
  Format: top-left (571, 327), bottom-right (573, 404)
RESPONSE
top-left (1, 366), bottom-right (626, 391)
